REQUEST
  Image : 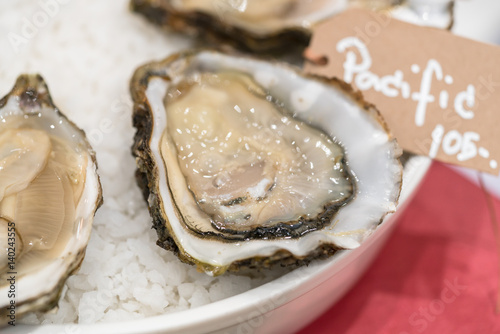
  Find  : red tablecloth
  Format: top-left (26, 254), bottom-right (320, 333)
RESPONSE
top-left (298, 162), bottom-right (500, 334)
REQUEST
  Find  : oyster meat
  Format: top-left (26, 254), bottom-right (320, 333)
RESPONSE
top-left (131, 50), bottom-right (402, 275)
top-left (0, 75), bottom-right (102, 323)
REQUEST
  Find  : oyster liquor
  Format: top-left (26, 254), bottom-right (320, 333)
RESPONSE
top-left (5, 221), bottom-right (17, 326)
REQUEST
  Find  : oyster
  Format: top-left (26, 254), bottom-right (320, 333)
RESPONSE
top-left (131, 50), bottom-right (402, 275)
top-left (0, 75), bottom-right (102, 323)
top-left (130, 0), bottom-right (453, 53)
top-left (130, 0), bottom-right (352, 52)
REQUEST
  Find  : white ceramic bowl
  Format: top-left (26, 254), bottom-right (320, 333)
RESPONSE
top-left (7, 156), bottom-right (431, 334)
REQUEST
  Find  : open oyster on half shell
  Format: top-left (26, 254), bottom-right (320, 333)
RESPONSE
top-left (130, 0), bottom-right (350, 52)
top-left (0, 75), bottom-right (102, 323)
top-left (130, 0), bottom-right (453, 53)
top-left (131, 50), bottom-right (402, 276)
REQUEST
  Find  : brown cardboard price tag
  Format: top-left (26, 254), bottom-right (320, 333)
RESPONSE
top-left (304, 8), bottom-right (500, 174)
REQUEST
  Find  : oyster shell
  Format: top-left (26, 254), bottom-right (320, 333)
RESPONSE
top-left (131, 50), bottom-right (402, 275)
top-left (130, 0), bottom-right (453, 53)
top-left (129, 0), bottom-right (356, 52)
top-left (0, 75), bottom-right (102, 323)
